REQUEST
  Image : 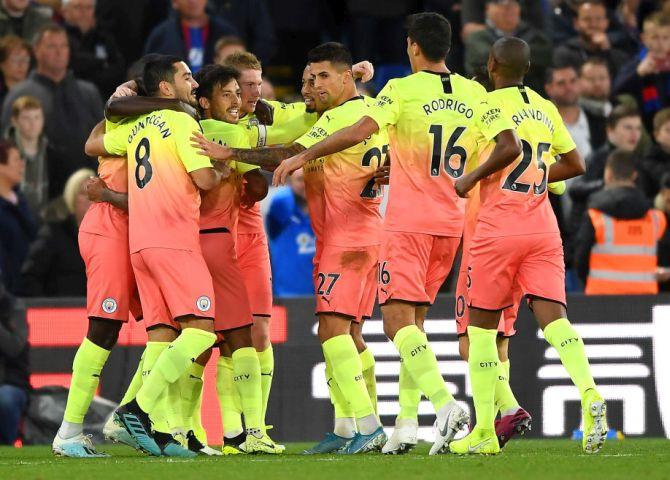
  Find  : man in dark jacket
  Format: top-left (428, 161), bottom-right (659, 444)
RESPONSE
top-left (568, 104), bottom-right (642, 238)
top-left (574, 149), bottom-right (656, 287)
top-left (61, 0), bottom-right (125, 99)
top-left (613, 12), bottom-right (670, 133)
top-left (0, 24), bottom-right (103, 192)
top-left (144, 0), bottom-right (237, 73)
top-left (637, 108), bottom-right (670, 199)
top-left (0, 273), bottom-right (30, 445)
top-left (0, 0), bottom-right (50, 41)
top-left (207, 0), bottom-right (276, 64)
top-left (464, 0), bottom-right (552, 93)
top-left (553, 1), bottom-right (629, 76)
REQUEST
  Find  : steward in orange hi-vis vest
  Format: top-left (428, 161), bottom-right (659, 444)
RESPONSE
top-left (586, 208), bottom-right (666, 294)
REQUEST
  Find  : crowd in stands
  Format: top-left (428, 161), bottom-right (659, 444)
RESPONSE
top-left (0, 0), bottom-right (669, 302)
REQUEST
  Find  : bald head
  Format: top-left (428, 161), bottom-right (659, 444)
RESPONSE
top-left (489, 37), bottom-right (530, 81)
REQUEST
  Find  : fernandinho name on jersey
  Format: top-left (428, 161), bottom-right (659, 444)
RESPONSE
top-left (511, 107), bottom-right (556, 135)
top-left (126, 113), bottom-right (172, 143)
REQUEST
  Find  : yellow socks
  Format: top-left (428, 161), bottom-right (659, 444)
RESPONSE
top-left (359, 348), bottom-right (377, 415)
top-left (63, 338), bottom-right (110, 425)
top-left (544, 318), bottom-right (596, 395)
top-left (232, 347), bottom-right (263, 432)
top-left (216, 356), bottom-right (243, 438)
top-left (393, 325), bottom-right (453, 411)
top-left (494, 360), bottom-right (519, 416)
top-left (325, 357), bottom-right (356, 438)
top-left (322, 335), bottom-right (374, 420)
top-left (258, 345), bottom-right (274, 429)
top-left (467, 326), bottom-right (499, 432)
top-left (398, 360), bottom-right (421, 420)
top-left (136, 328), bottom-right (216, 414)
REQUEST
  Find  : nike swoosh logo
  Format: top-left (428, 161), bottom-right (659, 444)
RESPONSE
top-left (468, 438), bottom-right (492, 453)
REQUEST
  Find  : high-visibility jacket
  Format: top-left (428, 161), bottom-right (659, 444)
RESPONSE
top-left (585, 208), bottom-right (666, 295)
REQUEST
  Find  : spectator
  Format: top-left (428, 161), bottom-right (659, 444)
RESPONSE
top-left (346, 0), bottom-right (412, 65)
top-left (654, 172), bottom-right (670, 291)
top-left (0, 139), bottom-right (36, 293)
top-left (207, 0), bottom-right (276, 64)
top-left (96, 0), bottom-right (170, 64)
top-left (569, 104), bottom-right (643, 239)
top-left (61, 0), bottom-right (125, 98)
top-left (578, 57), bottom-right (611, 149)
top-left (638, 108), bottom-right (670, 198)
top-left (464, 0), bottom-right (552, 93)
top-left (613, 12), bottom-right (670, 133)
top-left (261, 76), bottom-right (275, 100)
top-left (553, 0), bottom-right (629, 76)
top-left (1, 23), bottom-right (103, 196)
top-left (266, 168), bottom-right (315, 297)
top-left (461, 0), bottom-right (546, 40)
top-left (0, 35), bottom-right (31, 107)
top-left (213, 35), bottom-right (245, 64)
top-left (18, 168), bottom-right (90, 297)
top-left (144, 0), bottom-right (237, 73)
top-left (0, 276), bottom-right (29, 445)
top-left (0, 0), bottom-right (51, 42)
top-left (575, 149), bottom-right (666, 294)
top-left (545, 65), bottom-right (600, 161)
top-left (6, 96), bottom-right (48, 217)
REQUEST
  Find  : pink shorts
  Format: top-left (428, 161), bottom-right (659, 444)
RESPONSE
top-left (467, 233), bottom-right (566, 311)
top-left (378, 231), bottom-right (460, 305)
top-left (236, 232), bottom-right (272, 317)
top-left (200, 230), bottom-right (253, 333)
top-left (455, 267), bottom-right (519, 337)
top-left (130, 247), bottom-right (215, 331)
top-left (315, 245), bottom-right (379, 322)
top-left (79, 231), bottom-right (142, 322)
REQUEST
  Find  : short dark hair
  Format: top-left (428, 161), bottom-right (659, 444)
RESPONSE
top-left (307, 42), bottom-right (352, 69)
top-left (406, 12), bottom-right (452, 62)
top-left (580, 56), bottom-right (608, 73)
top-left (195, 64), bottom-right (240, 101)
top-left (33, 22), bottom-right (67, 46)
top-left (545, 63), bottom-right (578, 85)
top-left (607, 104), bottom-right (640, 129)
top-left (0, 139), bottom-right (17, 165)
top-left (142, 54), bottom-right (183, 97)
top-left (605, 149), bottom-right (636, 181)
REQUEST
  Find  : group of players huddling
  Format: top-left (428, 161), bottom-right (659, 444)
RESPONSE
top-left (49, 12), bottom-right (608, 458)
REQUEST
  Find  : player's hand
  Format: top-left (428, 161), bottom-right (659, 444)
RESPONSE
top-left (85, 176), bottom-right (107, 203)
top-left (352, 61), bottom-right (374, 83)
top-left (454, 174), bottom-right (476, 198)
top-left (374, 164), bottom-right (390, 186)
top-left (254, 99), bottom-right (274, 125)
top-left (213, 159), bottom-right (232, 179)
top-left (191, 132), bottom-right (233, 161)
top-left (273, 154), bottom-right (307, 186)
top-left (110, 80), bottom-right (138, 99)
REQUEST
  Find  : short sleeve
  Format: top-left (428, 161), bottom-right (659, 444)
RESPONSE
top-left (295, 112), bottom-right (338, 150)
top-left (549, 103), bottom-right (577, 155)
top-left (103, 121), bottom-right (131, 156)
top-left (473, 93), bottom-right (515, 142)
top-left (172, 112), bottom-right (213, 173)
top-left (367, 80), bottom-right (401, 129)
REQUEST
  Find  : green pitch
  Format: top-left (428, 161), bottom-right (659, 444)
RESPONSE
top-left (1, 440), bottom-right (668, 480)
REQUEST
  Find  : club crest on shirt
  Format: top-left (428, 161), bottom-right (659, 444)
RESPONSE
top-left (102, 297), bottom-right (118, 314)
top-left (196, 295), bottom-right (212, 312)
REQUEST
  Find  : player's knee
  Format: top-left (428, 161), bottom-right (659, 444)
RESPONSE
top-left (86, 318), bottom-right (122, 350)
top-left (251, 320), bottom-right (271, 350)
top-left (146, 326), bottom-right (179, 342)
top-left (225, 325), bottom-right (253, 352)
